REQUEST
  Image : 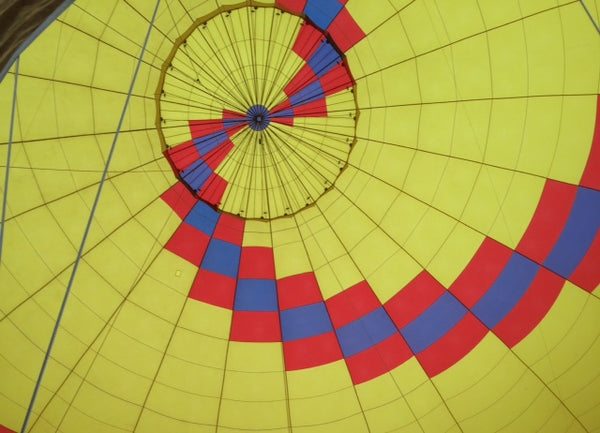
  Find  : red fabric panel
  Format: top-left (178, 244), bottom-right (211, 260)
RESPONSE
top-left (292, 21), bottom-right (324, 60)
top-left (516, 180), bottom-right (577, 264)
top-left (189, 119), bottom-right (224, 137)
top-left (276, 0), bottom-right (307, 15)
top-left (494, 268), bottom-right (564, 347)
top-left (203, 140), bottom-right (234, 171)
top-left (198, 173), bottom-right (228, 207)
top-left (293, 99), bottom-right (328, 117)
top-left (160, 183), bottom-right (197, 220)
top-left (165, 222), bottom-right (209, 266)
top-left (385, 271), bottom-right (445, 329)
top-left (320, 62), bottom-right (354, 96)
top-left (166, 141), bottom-right (200, 171)
top-left (327, 7), bottom-right (365, 52)
top-left (449, 238), bottom-right (512, 308)
top-left (270, 99), bottom-right (292, 115)
top-left (285, 63), bottom-right (318, 97)
top-left (417, 313), bottom-right (488, 377)
top-left (278, 272), bottom-right (323, 310)
top-left (580, 95), bottom-right (600, 190)
top-left (326, 281), bottom-right (381, 328)
top-left (189, 269), bottom-right (236, 309)
top-left (230, 311), bottom-right (281, 342)
top-left (284, 332), bottom-right (342, 370)
top-left (346, 333), bottom-right (412, 384)
top-left (238, 247), bottom-right (276, 279)
top-left (213, 213), bottom-right (245, 246)
top-left (569, 230), bottom-right (600, 293)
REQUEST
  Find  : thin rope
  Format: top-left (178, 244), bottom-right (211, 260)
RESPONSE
top-left (0, 57), bottom-right (19, 263)
top-left (579, 0), bottom-right (600, 34)
top-left (20, 1), bottom-right (162, 431)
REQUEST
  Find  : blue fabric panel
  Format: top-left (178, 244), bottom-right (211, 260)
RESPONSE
top-left (184, 200), bottom-right (219, 236)
top-left (271, 108), bottom-right (294, 118)
top-left (308, 41), bottom-right (341, 77)
top-left (336, 308), bottom-right (397, 358)
top-left (472, 253), bottom-right (539, 329)
top-left (193, 130), bottom-right (229, 156)
top-left (544, 187), bottom-right (600, 278)
top-left (401, 292), bottom-right (467, 354)
top-left (201, 239), bottom-right (241, 279)
top-left (281, 303), bottom-right (333, 341)
top-left (234, 279), bottom-right (278, 312)
top-left (289, 80), bottom-right (325, 106)
top-left (181, 160), bottom-right (213, 192)
top-left (222, 118), bottom-right (245, 128)
top-left (304, 0), bottom-right (343, 30)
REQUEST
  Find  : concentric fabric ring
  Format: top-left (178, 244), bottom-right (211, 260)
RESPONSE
top-left (0, 1), bottom-right (600, 433)
top-left (157, 6), bottom-right (358, 219)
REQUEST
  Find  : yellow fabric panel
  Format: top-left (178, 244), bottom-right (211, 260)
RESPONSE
top-left (218, 398), bottom-right (289, 431)
top-left (364, 400), bottom-right (422, 433)
top-left (432, 0), bottom-right (486, 42)
top-left (402, 380), bottom-right (458, 433)
top-left (367, 249), bottom-right (421, 304)
top-left (347, 15), bottom-right (412, 76)
top-left (487, 23), bottom-right (528, 97)
top-left (355, 142), bottom-right (416, 192)
top-left (143, 381), bottom-right (220, 427)
top-left (488, 173), bottom-right (543, 247)
top-left (416, 50), bottom-right (459, 103)
top-left (60, 380), bottom-right (140, 432)
top-left (477, 0), bottom-right (524, 28)
top-left (403, 152), bottom-right (449, 204)
top-left (523, 10), bottom-right (566, 95)
top-left (335, 167), bottom-right (401, 224)
top-left (321, 192), bottom-right (376, 251)
top-left (100, 303), bottom-right (171, 378)
top-left (450, 34), bottom-right (492, 99)
top-left (380, 192), bottom-right (428, 245)
top-left (550, 96), bottom-right (597, 184)
top-left (350, 227), bottom-right (400, 280)
top-left (459, 166), bottom-right (514, 240)
top-left (273, 241), bottom-right (312, 279)
top-left (345, 0), bottom-right (397, 33)
top-left (403, 208), bottom-right (456, 267)
top-left (295, 208), bottom-right (347, 273)
top-left (327, 255), bottom-right (364, 297)
top-left (398, 0), bottom-right (448, 55)
top-left (287, 360), bottom-right (351, 399)
top-left (168, 326), bottom-right (228, 372)
top-left (179, 299), bottom-right (231, 339)
top-left (416, 104), bottom-right (464, 156)
top-left (427, 223), bottom-right (483, 288)
top-left (514, 283), bottom-right (600, 431)
top-left (135, 409), bottom-right (214, 433)
top-left (434, 333), bottom-right (581, 432)
top-left (272, 217), bottom-right (313, 278)
top-left (484, 98), bottom-right (529, 170)
top-left (227, 341), bottom-right (283, 372)
top-left (430, 158), bottom-right (481, 220)
top-left (242, 219), bottom-right (272, 247)
top-left (313, 264), bottom-right (344, 300)
top-left (292, 415), bottom-right (368, 433)
top-left (517, 97), bottom-right (567, 177)
top-left (2, 207), bottom-right (76, 291)
top-left (450, 101), bottom-right (491, 161)
top-left (289, 386), bottom-right (363, 428)
top-left (219, 342), bottom-right (288, 430)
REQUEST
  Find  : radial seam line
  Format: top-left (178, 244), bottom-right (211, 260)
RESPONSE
top-left (0, 57), bottom-right (19, 263)
top-left (19, 1), bottom-right (162, 431)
